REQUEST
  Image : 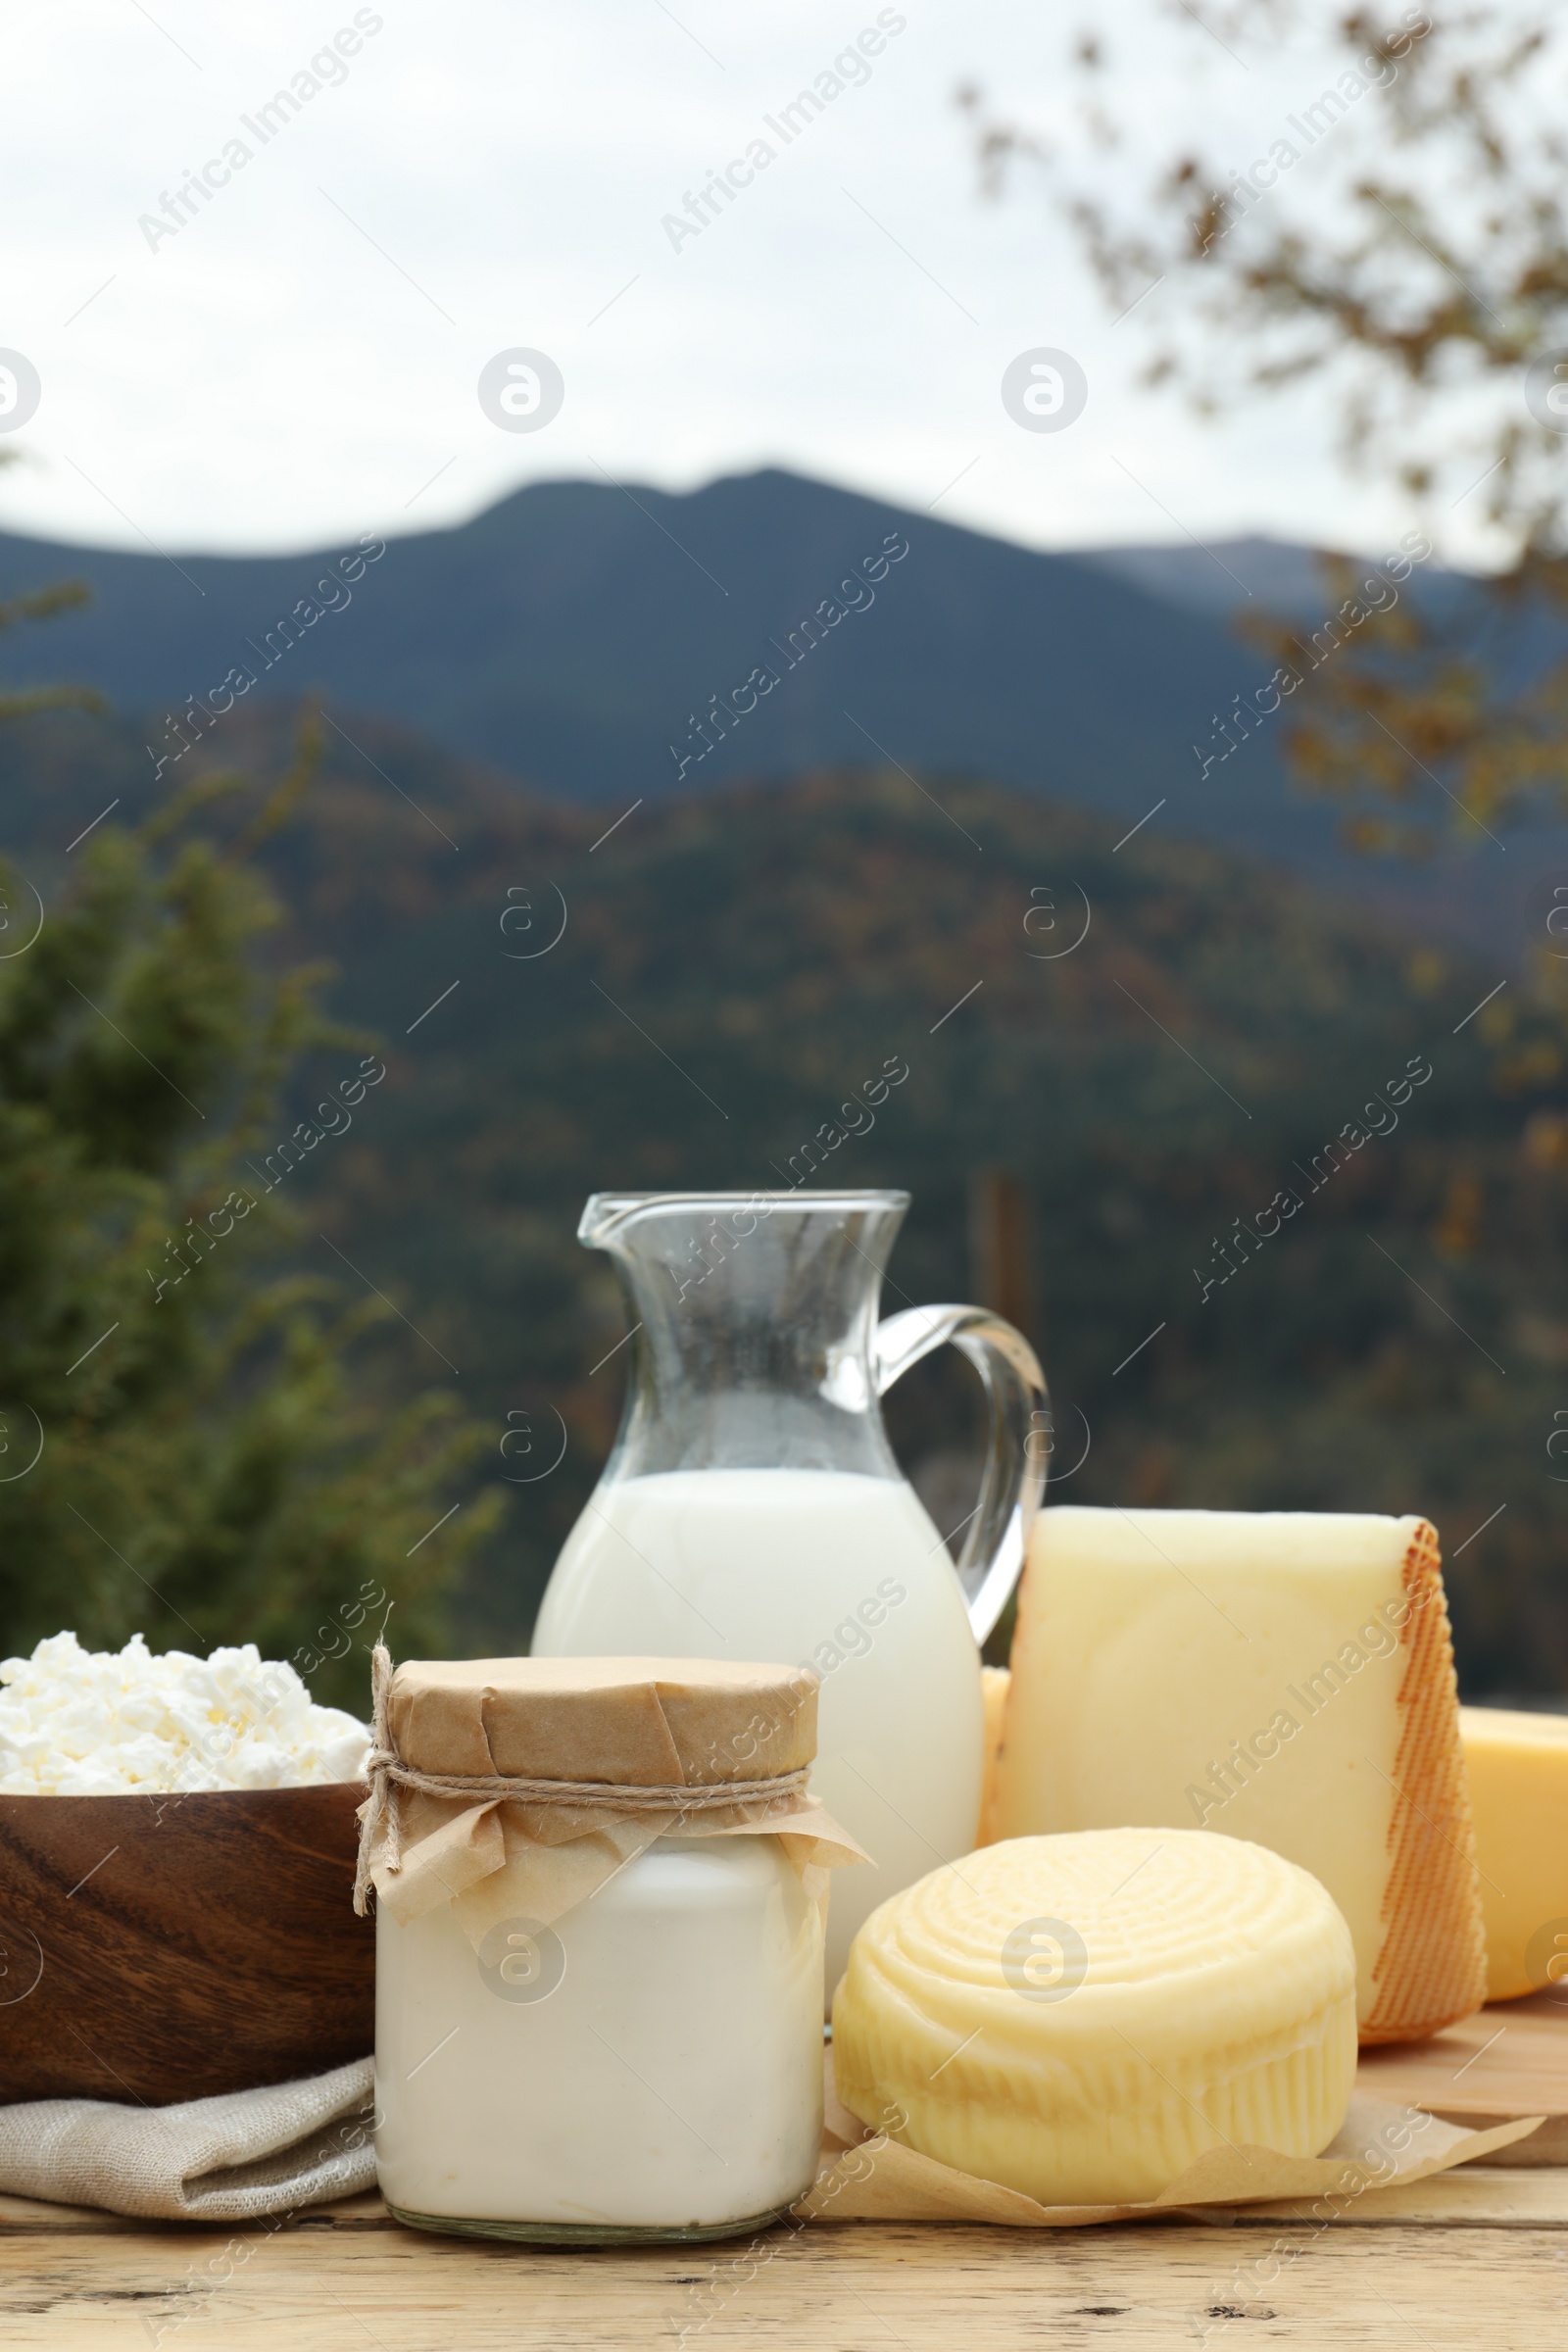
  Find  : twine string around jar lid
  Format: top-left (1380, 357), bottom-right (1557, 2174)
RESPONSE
top-left (353, 1643), bottom-right (813, 1914)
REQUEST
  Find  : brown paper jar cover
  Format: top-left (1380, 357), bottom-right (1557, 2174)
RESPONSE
top-left (363, 1655), bottom-right (865, 1942)
top-left (385, 1654), bottom-right (818, 1785)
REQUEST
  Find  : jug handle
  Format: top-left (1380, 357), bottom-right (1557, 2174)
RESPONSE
top-left (873, 1305), bottom-right (1049, 1646)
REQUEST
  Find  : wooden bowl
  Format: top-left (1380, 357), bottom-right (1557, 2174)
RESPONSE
top-left (0, 1783), bottom-right (373, 2105)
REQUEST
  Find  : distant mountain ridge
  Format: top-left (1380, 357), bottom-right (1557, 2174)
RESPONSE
top-left (0, 469), bottom-right (1286, 808)
top-left (1083, 536), bottom-right (1388, 621)
top-left (0, 466), bottom-right (1552, 963)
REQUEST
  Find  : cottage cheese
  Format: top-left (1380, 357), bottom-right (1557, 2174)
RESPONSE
top-left (0, 1632), bottom-right (370, 1794)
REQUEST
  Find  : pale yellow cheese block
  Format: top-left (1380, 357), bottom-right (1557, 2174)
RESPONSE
top-left (993, 1506), bottom-right (1486, 2043)
top-left (1460, 1705), bottom-right (1568, 2000)
top-left (832, 1829), bottom-right (1357, 2205)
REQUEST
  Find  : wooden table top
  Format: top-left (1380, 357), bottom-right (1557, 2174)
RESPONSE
top-left (7, 1992), bottom-right (1568, 2349)
top-left (3, 2162), bottom-right (1566, 2351)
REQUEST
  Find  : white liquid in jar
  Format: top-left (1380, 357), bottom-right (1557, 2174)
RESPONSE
top-left (531, 1468), bottom-right (985, 1992)
top-left (375, 1836), bottom-right (823, 2232)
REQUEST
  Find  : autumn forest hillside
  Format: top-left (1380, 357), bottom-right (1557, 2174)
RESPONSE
top-left (4, 699), bottom-right (1561, 1693)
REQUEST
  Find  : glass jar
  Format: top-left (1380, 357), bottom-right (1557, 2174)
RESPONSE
top-left (361, 1651), bottom-right (862, 2244)
top-left (376, 1831), bottom-right (823, 2241)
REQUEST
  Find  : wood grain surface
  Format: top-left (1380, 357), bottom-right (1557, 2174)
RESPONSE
top-left (3, 2210), bottom-right (1566, 2350)
top-left (0, 1787), bottom-right (372, 2105)
top-left (2, 2142), bottom-right (1564, 2345)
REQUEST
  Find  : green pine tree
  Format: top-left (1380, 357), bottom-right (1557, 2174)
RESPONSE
top-left (0, 709), bottom-right (503, 1713)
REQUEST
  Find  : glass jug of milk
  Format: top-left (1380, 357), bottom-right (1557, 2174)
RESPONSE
top-left (531, 1189), bottom-right (1048, 1990)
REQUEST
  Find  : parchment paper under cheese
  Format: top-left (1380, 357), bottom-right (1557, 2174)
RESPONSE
top-left (803, 2061), bottom-right (1542, 2226)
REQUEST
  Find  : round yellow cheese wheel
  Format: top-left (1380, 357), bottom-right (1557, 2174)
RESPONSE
top-left (831, 1827), bottom-right (1357, 2205)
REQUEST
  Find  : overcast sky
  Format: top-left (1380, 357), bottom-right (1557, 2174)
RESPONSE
top-left (2, 0), bottom-right (1475, 564)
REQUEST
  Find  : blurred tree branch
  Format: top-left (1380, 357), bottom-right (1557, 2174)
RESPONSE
top-left (958, 3), bottom-right (1568, 865)
top-left (0, 456), bottom-right (102, 724)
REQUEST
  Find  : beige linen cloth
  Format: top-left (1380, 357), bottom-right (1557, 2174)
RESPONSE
top-left (0, 2058), bottom-right (375, 2221)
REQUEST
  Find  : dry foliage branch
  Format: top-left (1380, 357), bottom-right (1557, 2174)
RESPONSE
top-left (959, 3), bottom-right (1568, 856)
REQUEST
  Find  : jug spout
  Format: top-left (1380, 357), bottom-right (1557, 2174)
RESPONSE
top-left (577, 1194), bottom-right (664, 1252)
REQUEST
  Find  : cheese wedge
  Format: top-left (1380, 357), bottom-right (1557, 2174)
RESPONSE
top-left (832, 1828), bottom-right (1357, 2205)
top-left (1460, 1705), bottom-right (1568, 2001)
top-left (977, 1664), bottom-right (1009, 1846)
top-left (994, 1507), bottom-right (1486, 2043)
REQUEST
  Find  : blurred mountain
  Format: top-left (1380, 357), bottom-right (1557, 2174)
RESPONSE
top-left (5, 702), bottom-right (1552, 1691)
top-left (1083, 535), bottom-right (1348, 621)
top-left (0, 468), bottom-right (1556, 968)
